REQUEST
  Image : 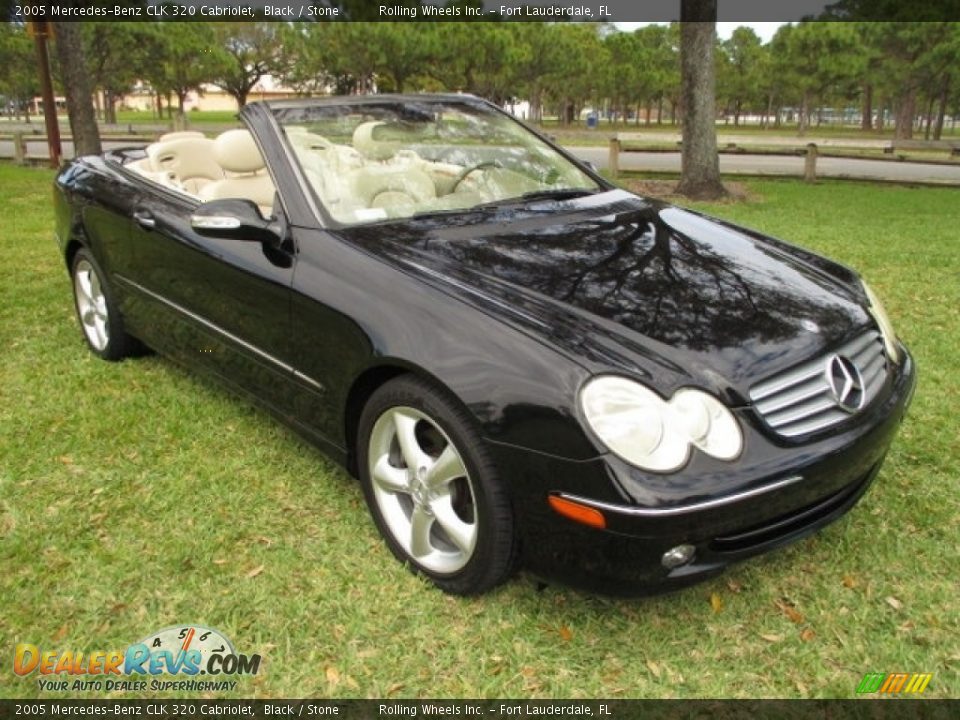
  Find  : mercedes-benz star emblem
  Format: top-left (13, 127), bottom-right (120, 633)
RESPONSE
top-left (825, 354), bottom-right (865, 412)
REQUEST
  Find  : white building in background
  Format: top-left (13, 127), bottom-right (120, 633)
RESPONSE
top-left (504, 100), bottom-right (531, 120)
top-left (116, 75), bottom-right (301, 114)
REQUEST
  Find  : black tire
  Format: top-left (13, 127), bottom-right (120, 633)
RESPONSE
top-left (357, 375), bottom-right (517, 595)
top-left (70, 248), bottom-right (141, 361)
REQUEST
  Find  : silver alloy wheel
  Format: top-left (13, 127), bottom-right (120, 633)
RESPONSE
top-left (74, 259), bottom-right (109, 351)
top-left (368, 406), bottom-right (478, 574)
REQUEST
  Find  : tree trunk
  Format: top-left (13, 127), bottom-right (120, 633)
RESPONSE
top-left (657, 95), bottom-right (663, 125)
top-left (933, 78), bottom-right (949, 141)
top-left (675, 3), bottom-right (725, 200)
top-left (104, 90), bottom-right (117, 125)
top-left (894, 88), bottom-right (916, 140)
top-left (52, 22), bottom-right (101, 156)
top-left (798, 90), bottom-right (810, 135)
top-left (923, 93), bottom-right (935, 140)
top-left (861, 83), bottom-right (873, 130)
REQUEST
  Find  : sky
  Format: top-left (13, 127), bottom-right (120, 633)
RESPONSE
top-left (617, 22), bottom-right (787, 43)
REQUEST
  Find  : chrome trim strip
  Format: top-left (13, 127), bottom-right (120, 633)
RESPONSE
top-left (750, 366), bottom-right (822, 401)
top-left (755, 383), bottom-right (827, 415)
top-left (766, 397), bottom-right (837, 427)
top-left (116, 275), bottom-right (323, 391)
top-left (559, 475), bottom-right (804, 518)
top-left (293, 370), bottom-right (324, 392)
top-left (777, 413), bottom-right (847, 437)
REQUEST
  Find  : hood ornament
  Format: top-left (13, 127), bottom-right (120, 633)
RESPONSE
top-left (825, 354), bottom-right (865, 413)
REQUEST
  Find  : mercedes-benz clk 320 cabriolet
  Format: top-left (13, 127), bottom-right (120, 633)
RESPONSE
top-left (53, 94), bottom-right (916, 596)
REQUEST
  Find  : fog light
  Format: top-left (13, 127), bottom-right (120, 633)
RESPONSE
top-left (661, 544), bottom-right (696, 569)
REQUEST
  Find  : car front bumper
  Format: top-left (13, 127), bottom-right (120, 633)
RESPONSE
top-left (490, 349), bottom-right (916, 596)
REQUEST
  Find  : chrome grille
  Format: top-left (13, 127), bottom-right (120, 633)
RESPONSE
top-left (750, 330), bottom-right (888, 438)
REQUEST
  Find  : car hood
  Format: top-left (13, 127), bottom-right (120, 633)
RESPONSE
top-left (344, 190), bottom-right (871, 402)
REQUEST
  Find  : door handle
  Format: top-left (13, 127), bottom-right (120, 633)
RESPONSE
top-left (133, 211), bottom-right (156, 230)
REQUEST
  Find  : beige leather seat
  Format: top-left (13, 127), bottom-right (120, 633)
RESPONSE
top-left (157, 131), bottom-right (206, 142)
top-left (352, 121), bottom-right (400, 161)
top-left (346, 165), bottom-right (436, 218)
top-left (146, 137), bottom-right (223, 195)
top-left (199, 129), bottom-right (276, 216)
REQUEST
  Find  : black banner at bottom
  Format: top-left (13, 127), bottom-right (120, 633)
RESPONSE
top-left (1, 700), bottom-right (959, 720)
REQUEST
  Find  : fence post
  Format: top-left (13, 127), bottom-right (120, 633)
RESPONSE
top-left (804, 142), bottom-right (818, 183)
top-left (608, 136), bottom-right (621, 179)
top-left (13, 132), bottom-right (27, 166)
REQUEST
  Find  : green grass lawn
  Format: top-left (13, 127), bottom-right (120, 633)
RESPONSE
top-left (114, 110), bottom-right (242, 128)
top-left (1, 164), bottom-right (957, 699)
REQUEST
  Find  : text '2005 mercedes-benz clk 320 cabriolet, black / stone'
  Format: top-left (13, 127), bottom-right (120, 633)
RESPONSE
top-left (53, 94), bottom-right (916, 596)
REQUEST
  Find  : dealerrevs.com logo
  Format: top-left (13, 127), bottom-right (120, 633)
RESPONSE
top-left (14, 625), bottom-right (261, 693)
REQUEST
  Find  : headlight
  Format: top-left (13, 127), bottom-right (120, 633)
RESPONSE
top-left (862, 279), bottom-right (901, 365)
top-left (579, 377), bottom-right (743, 473)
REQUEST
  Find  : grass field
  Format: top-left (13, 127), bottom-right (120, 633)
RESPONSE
top-left (1, 164), bottom-right (957, 699)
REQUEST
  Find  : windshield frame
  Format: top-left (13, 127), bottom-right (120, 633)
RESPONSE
top-left (266, 94), bottom-right (613, 230)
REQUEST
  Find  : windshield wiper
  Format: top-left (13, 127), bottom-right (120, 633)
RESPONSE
top-left (411, 205), bottom-right (503, 221)
top-left (472, 188), bottom-right (601, 210)
top-left (410, 188), bottom-right (601, 221)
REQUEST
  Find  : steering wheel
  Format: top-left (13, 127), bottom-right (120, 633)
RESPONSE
top-left (451, 161), bottom-right (502, 192)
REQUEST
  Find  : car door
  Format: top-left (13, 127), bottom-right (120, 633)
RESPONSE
top-left (118, 186), bottom-right (301, 417)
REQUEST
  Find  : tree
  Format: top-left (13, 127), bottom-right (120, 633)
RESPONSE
top-left (82, 22), bottom-right (150, 124)
top-left (676, 0), bottom-right (725, 200)
top-left (140, 23), bottom-right (227, 118)
top-left (719, 26), bottom-right (766, 126)
top-left (509, 23), bottom-right (567, 122)
top-left (370, 22), bottom-right (432, 93)
top-left (211, 23), bottom-right (281, 108)
top-left (538, 23), bottom-right (605, 125)
top-left (429, 23), bottom-right (525, 104)
top-left (602, 30), bottom-right (650, 124)
top-left (782, 22), bottom-right (864, 134)
top-left (52, 21), bottom-right (101, 156)
top-left (634, 24), bottom-right (680, 125)
top-left (0, 22), bottom-right (39, 121)
top-left (860, 23), bottom-right (954, 139)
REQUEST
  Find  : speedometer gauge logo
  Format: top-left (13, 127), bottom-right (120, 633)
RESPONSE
top-left (129, 624), bottom-right (259, 676)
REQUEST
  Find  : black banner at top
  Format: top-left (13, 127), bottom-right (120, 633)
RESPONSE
top-left (5, 0), bottom-right (960, 22)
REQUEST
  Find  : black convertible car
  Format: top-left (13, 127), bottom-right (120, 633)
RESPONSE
top-left (54, 94), bottom-right (915, 595)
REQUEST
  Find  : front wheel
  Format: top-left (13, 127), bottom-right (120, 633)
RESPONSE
top-left (357, 375), bottom-right (516, 595)
top-left (71, 248), bottom-right (139, 361)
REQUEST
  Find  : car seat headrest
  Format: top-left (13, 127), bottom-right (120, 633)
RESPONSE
top-left (213, 129), bottom-right (266, 174)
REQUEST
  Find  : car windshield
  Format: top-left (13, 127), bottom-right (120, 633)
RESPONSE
top-left (270, 98), bottom-right (600, 226)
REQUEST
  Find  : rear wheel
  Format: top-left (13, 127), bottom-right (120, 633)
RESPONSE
top-left (358, 375), bottom-right (516, 595)
top-left (71, 248), bottom-right (139, 361)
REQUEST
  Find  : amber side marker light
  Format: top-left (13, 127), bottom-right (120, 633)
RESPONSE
top-left (548, 495), bottom-right (607, 529)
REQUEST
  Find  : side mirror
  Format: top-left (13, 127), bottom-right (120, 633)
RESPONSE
top-left (190, 199), bottom-right (279, 245)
